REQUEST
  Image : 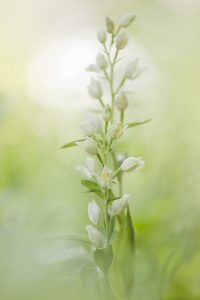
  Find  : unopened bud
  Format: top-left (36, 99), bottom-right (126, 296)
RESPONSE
top-left (120, 157), bottom-right (145, 172)
top-left (106, 16), bottom-right (115, 33)
top-left (88, 200), bottom-right (101, 225)
top-left (96, 53), bottom-right (108, 70)
top-left (116, 32), bottom-right (128, 50)
top-left (109, 122), bottom-right (124, 140)
top-left (88, 78), bottom-right (103, 99)
top-left (124, 59), bottom-right (139, 79)
top-left (86, 225), bottom-right (104, 249)
top-left (115, 92), bottom-right (128, 112)
top-left (80, 115), bottom-right (102, 136)
top-left (97, 29), bottom-right (107, 44)
top-left (110, 194), bottom-right (129, 216)
top-left (120, 13), bottom-right (137, 28)
top-left (103, 104), bottom-right (112, 122)
top-left (80, 138), bottom-right (98, 156)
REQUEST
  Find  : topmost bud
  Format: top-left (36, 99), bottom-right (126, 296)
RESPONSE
top-left (106, 16), bottom-right (115, 34)
top-left (120, 13), bottom-right (137, 28)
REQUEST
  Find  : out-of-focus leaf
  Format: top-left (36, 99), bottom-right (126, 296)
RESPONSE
top-left (60, 139), bottom-right (85, 149)
top-left (94, 246), bottom-right (113, 274)
top-left (39, 234), bottom-right (92, 267)
top-left (109, 207), bottom-right (135, 300)
top-left (80, 264), bottom-right (102, 300)
top-left (126, 118), bottom-right (152, 129)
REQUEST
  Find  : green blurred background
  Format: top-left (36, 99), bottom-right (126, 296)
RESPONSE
top-left (0, 0), bottom-right (200, 299)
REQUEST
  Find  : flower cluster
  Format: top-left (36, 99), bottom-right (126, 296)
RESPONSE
top-left (75, 14), bottom-right (146, 249)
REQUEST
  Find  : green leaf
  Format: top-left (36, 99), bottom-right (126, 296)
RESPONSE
top-left (94, 246), bottom-right (113, 274)
top-left (127, 118), bottom-right (152, 129)
top-left (108, 207), bottom-right (135, 300)
top-left (60, 138), bottom-right (85, 149)
top-left (81, 180), bottom-right (104, 198)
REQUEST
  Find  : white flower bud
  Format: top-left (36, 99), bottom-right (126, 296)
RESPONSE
top-left (106, 16), bottom-right (115, 33)
top-left (115, 92), bottom-right (128, 112)
top-left (109, 122), bottom-right (124, 140)
top-left (97, 29), bottom-right (107, 44)
top-left (110, 193), bottom-right (130, 216)
top-left (97, 166), bottom-right (113, 189)
top-left (76, 165), bottom-right (93, 179)
top-left (103, 104), bottom-right (112, 122)
top-left (80, 115), bottom-right (102, 136)
top-left (80, 138), bottom-right (98, 156)
top-left (88, 200), bottom-right (101, 225)
top-left (88, 78), bottom-right (103, 99)
top-left (76, 157), bottom-right (97, 179)
top-left (86, 64), bottom-right (99, 73)
top-left (124, 59), bottom-right (139, 79)
top-left (85, 157), bottom-right (98, 176)
top-left (96, 53), bottom-right (108, 70)
top-left (86, 225), bottom-right (104, 249)
top-left (120, 13), bottom-right (137, 28)
top-left (120, 157), bottom-right (145, 172)
top-left (116, 32), bottom-right (128, 50)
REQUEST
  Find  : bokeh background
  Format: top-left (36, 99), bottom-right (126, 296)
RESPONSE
top-left (0, 0), bottom-right (200, 299)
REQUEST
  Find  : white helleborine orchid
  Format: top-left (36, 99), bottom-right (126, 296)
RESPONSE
top-left (97, 29), bottom-right (107, 44)
top-left (96, 53), bottom-right (108, 70)
top-left (88, 200), bottom-right (101, 225)
top-left (115, 92), bottom-right (128, 112)
top-left (80, 138), bottom-right (98, 156)
top-left (116, 32), bottom-right (128, 50)
top-left (110, 193), bottom-right (130, 216)
top-left (120, 157), bottom-right (145, 172)
top-left (79, 115), bottom-right (102, 136)
top-left (88, 78), bottom-right (103, 99)
top-left (76, 157), bottom-right (97, 179)
top-left (97, 166), bottom-right (113, 189)
top-left (86, 225), bottom-right (104, 249)
top-left (109, 122), bottom-right (125, 140)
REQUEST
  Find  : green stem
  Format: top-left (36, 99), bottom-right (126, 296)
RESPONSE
top-left (98, 97), bottom-right (105, 108)
top-left (104, 189), bottom-right (109, 247)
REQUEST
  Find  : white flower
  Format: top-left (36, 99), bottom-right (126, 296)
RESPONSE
top-left (97, 166), bottom-right (113, 189)
top-left (86, 225), bottom-right (104, 248)
top-left (97, 29), bottom-right (107, 44)
top-left (79, 115), bottom-right (102, 136)
top-left (103, 104), bottom-right (112, 122)
top-left (106, 16), bottom-right (115, 33)
top-left (88, 200), bottom-right (101, 225)
top-left (110, 194), bottom-right (130, 216)
top-left (88, 78), bottom-right (103, 99)
top-left (109, 122), bottom-right (124, 140)
top-left (96, 53), bottom-right (108, 70)
top-left (115, 92), bottom-right (128, 112)
top-left (120, 157), bottom-right (145, 172)
top-left (80, 138), bottom-right (98, 156)
top-left (76, 165), bottom-right (93, 179)
top-left (116, 32), bottom-right (128, 50)
top-left (120, 13), bottom-right (137, 28)
top-left (76, 157), bottom-right (97, 179)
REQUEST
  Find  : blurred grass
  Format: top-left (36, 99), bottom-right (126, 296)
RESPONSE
top-left (0, 0), bottom-right (200, 299)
